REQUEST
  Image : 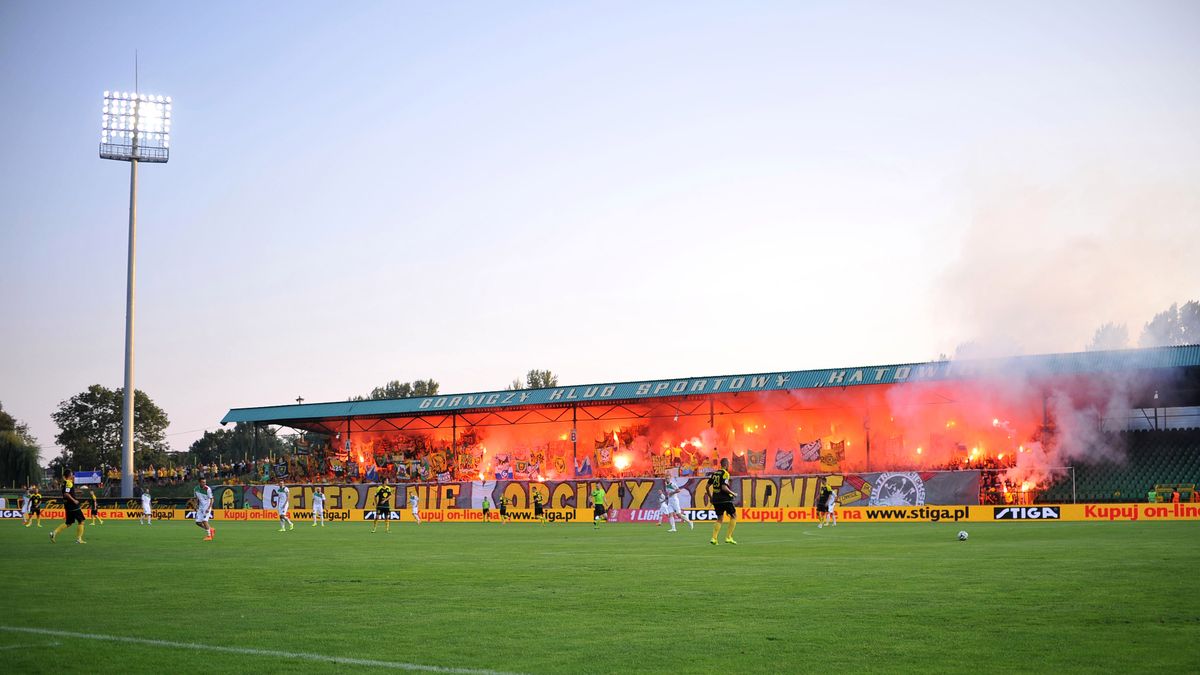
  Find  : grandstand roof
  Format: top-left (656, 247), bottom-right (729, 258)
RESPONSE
top-left (222, 345), bottom-right (1200, 427)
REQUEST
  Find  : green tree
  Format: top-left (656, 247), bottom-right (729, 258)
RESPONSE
top-left (51, 385), bottom-right (171, 471)
top-left (1137, 300), bottom-right (1199, 348)
top-left (0, 402), bottom-right (38, 446)
top-left (0, 402), bottom-right (42, 487)
top-left (1140, 304), bottom-right (1179, 347)
top-left (522, 369), bottom-right (559, 389)
top-left (188, 422), bottom-right (286, 464)
top-left (1180, 301), bottom-right (1200, 345)
top-left (0, 432), bottom-right (41, 488)
top-left (1086, 322), bottom-right (1129, 351)
top-left (353, 378), bottom-right (440, 400)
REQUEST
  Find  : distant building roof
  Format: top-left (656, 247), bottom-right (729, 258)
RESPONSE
top-left (221, 345), bottom-right (1200, 427)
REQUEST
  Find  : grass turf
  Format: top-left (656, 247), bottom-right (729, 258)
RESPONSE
top-left (1, 518), bottom-right (1197, 674)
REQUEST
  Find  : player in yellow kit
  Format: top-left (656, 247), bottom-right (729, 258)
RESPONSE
top-left (372, 480), bottom-right (394, 533)
top-left (705, 458), bottom-right (738, 545)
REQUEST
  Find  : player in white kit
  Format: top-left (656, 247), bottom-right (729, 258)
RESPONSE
top-left (409, 493), bottom-right (421, 524)
top-left (140, 489), bottom-right (153, 525)
top-left (20, 486), bottom-right (31, 526)
top-left (277, 482), bottom-right (294, 531)
top-left (659, 477), bottom-right (694, 532)
top-left (312, 487), bottom-right (326, 527)
top-left (194, 479), bottom-right (215, 541)
top-left (825, 485), bottom-right (839, 526)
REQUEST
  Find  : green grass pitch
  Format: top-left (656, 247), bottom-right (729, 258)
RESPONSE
top-left (1, 518), bottom-right (1197, 673)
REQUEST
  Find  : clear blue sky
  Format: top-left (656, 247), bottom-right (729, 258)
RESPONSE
top-left (2, 1), bottom-right (1198, 460)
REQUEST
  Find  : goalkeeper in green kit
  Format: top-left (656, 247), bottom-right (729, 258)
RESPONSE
top-left (590, 486), bottom-right (608, 529)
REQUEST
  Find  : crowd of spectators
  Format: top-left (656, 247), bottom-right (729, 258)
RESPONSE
top-left (104, 460), bottom-right (278, 487)
top-left (929, 454), bottom-right (1036, 504)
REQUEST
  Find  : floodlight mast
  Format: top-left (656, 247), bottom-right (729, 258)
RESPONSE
top-left (99, 90), bottom-right (171, 499)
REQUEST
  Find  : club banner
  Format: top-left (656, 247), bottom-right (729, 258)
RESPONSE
top-left (73, 471), bottom-right (103, 485)
top-left (232, 471), bottom-right (981, 514)
top-left (462, 471), bottom-right (980, 511)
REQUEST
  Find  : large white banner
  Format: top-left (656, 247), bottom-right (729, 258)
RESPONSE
top-left (261, 485), bottom-right (289, 511)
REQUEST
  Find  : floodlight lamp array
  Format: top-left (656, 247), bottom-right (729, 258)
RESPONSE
top-left (100, 91), bottom-right (172, 162)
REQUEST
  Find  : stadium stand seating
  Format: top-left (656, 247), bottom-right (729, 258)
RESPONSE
top-left (1039, 429), bottom-right (1200, 503)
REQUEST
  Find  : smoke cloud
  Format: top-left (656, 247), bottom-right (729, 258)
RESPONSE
top-left (936, 170), bottom-right (1200, 356)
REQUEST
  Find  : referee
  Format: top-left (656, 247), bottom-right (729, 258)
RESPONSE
top-left (706, 458), bottom-right (738, 545)
top-left (50, 471), bottom-right (87, 544)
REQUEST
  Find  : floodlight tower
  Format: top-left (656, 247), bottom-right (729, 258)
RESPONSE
top-left (99, 90), bottom-right (171, 498)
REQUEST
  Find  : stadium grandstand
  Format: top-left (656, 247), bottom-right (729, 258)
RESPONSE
top-left (221, 345), bottom-right (1200, 506)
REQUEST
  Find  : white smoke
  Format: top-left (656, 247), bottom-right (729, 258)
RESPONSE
top-left (936, 170), bottom-right (1200, 356)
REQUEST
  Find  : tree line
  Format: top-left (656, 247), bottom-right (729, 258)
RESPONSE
top-left (1087, 300), bottom-right (1200, 351)
top-left (0, 368), bottom-right (563, 482)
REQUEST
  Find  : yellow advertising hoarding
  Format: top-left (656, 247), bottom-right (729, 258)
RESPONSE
top-left (9, 503), bottom-right (1199, 524)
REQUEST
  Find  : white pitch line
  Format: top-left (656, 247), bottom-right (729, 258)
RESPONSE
top-left (0, 627), bottom-right (522, 675)
top-left (0, 641), bottom-right (60, 650)
top-left (539, 551), bottom-right (679, 558)
top-left (801, 530), bottom-right (869, 538)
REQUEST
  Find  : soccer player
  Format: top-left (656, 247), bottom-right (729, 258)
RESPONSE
top-left (482, 496), bottom-right (491, 523)
top-left (661, 477), bottom-right (693, 532)
top-left (816, 478), bottom-right (831, 528)
top-left (312, 486), bottom-right (326, 527)
top-left (195, 479), bottom-right (215, 540)
top-left (591, 485), bottom-right (607, 530)
top-left (50, 472), bottom-right (86, 544)
top-left (705, 458), bottom-right (738, 545)
top-left (372, 480), bottom-right (393, 533)
top-left (409, 493), bottom-right (422, 524)
top-left (532, 488), bottom-right (547, 526)
top-left (140, 487), bottom-right (153, 525)
top-left (656, 484), bottom-right (668, 527)
top-left (87, 488), bottom-right (104, 526)
top-left (276, 481), bottom-right (294, 531)
top-left (498, 495), bottom-right (509, 523)
top-left (825, 482), bottom-right (839, 527)
top-left (20, 485), bottom-right (32, 527)
top-left (27, 485), bottom-right (43, 527)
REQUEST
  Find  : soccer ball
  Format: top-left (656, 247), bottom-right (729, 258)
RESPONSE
top-left (957, 531), bottom-right (969, 541)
